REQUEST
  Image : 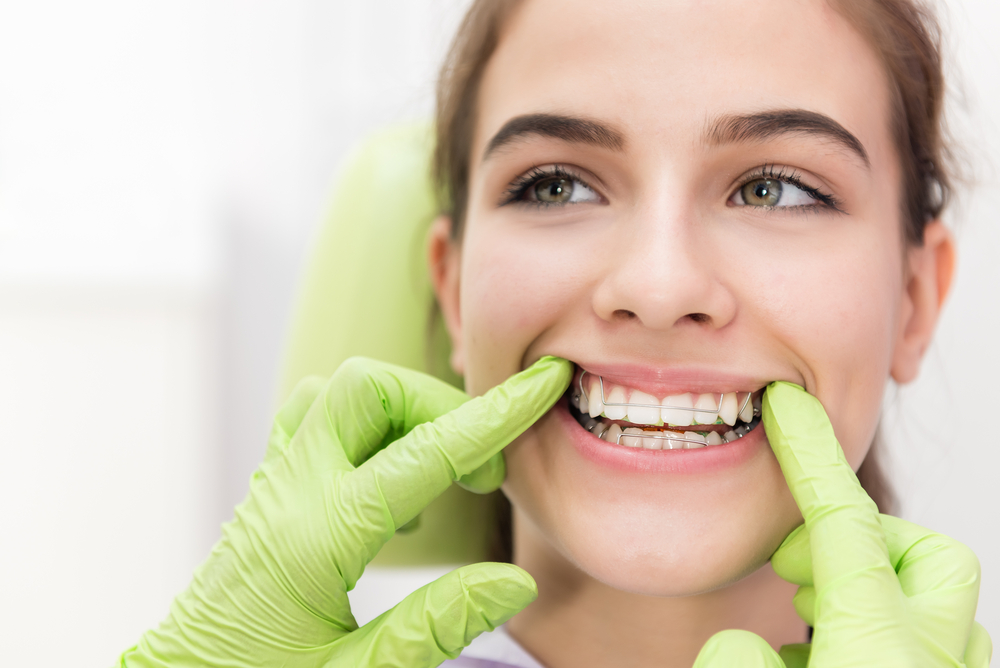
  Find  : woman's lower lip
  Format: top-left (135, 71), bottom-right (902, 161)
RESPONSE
top-left (555, 399), bottom-right (766, 474)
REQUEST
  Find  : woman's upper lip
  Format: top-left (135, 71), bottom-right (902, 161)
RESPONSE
top-left (573, 361), bottom-right (768, 395)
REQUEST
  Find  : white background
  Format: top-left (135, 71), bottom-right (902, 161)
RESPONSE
top-left (0, 1), bottom-right (996, 665)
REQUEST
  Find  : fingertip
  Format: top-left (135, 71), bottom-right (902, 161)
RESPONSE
top-left (455, 563), bottom-right (538, 637)
top-left (768, 380), bottom-right (806, 393)
top-left (457, 453), bottom-right (506, 493)
top-left (768, 380), bottom-right (805, 392)
top-left (778, 643), bottom-right (811, 668)
top-left (762, 381), bottom-right (824, 439)
top-left (460, 562), bottom-right (538, 606)
top-left (694, 630), bottom-right (784, 668)
top-left (792, 586), bottom-right (816, 627)
top-left (533, 355), bottom-right (571, 371)
top-left (966, 621), bottom-right (992, 668)
top-left (763, 381), bottom-right (806, 418)
top-left (771, 524), bottom-right (812, 586)
top-left (525, 356), bottom-right (573, 385)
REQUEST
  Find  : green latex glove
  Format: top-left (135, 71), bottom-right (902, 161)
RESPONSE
top-left (695, 381), bottom-right (991, 668)
top-left (118, 355), bottom-right (572, 667)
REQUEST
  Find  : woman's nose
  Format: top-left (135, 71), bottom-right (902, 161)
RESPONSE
top-left (591, 204), bottom-right (738, 331)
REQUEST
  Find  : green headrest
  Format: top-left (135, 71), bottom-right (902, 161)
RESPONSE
top-left (277, 123), bottom-right (496, 565)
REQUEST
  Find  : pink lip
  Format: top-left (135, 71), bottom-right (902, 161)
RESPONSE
top-left (574, 362), bottom-right (765, 396)
top-left (555, 398), bottom-right (767, 474)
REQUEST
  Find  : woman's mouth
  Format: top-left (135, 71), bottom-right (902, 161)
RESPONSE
top-left (567, 369), bottom-right (764, 450)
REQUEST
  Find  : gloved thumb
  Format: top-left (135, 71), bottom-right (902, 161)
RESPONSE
top-left (965, 622), bottom-right (993, 668)
top-left (334, 563), bottom-right (537, 667)
top-left (692, 629), bottom-right (785, 668)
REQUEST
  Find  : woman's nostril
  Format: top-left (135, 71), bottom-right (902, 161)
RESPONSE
top-left (614, 309), bottom-right (639, 320)
top-left (688, 313), bottom-right (710, 324)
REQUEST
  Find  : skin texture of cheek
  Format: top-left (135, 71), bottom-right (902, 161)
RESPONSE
top-left (458, 221), bottom-right (593, 392)
top-left (742, 226), bottom-right (903, 471)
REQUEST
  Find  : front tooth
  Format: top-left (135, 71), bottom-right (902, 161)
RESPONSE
top-left (642, 430), bottom-right (663, 449)
top-left (627, 390), bottom-right (661, 425)
top-left (603, 386), bottom-right (628, 420)
top-left (724, 429), bottom-right (739, 443)
top-left (579, 390), bottom-right (589, 415)
top-left (588, 379), bottom-right (605, 418)
top-left (622, 427), bottom-right (643, 447)
top-left (739, 392), bottom-right (754, 423)
top-left (705, 431), bottom-right (724, 446)
top-left (661, 393), bottom-right (694, 426)
top-left (603, 423), bottom-right (623, 444)
top-left (682, 432), bottom-right (707, 449)
top-left (719, 392), bottom-right (738, 426)
top-left (663, 430), bottom-right (686, 449)
top-left (694, 393), bottom-right (720, 424)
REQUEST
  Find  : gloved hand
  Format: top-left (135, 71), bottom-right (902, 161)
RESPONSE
top-left (694, 381), bottom-right (992, 668)
top-left (118, 355), bottom-right (572, 668)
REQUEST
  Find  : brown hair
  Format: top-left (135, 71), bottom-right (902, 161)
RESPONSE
top-left (434, 0), bottom-right (953, 558)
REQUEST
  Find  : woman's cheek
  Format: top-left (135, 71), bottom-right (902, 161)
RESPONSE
top-left (460, 227), bottom-right (581, 392)
top-left (748, 234), bottom-right (900, 469)
top-left (466, 224), bottom-right (587, 310)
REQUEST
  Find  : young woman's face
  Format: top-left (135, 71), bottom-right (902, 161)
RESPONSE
top-left (433, 0), bottom-right (948, 595)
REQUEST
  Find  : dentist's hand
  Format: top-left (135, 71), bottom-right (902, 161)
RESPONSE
top-left (695, 381), bottom-right (991, 668)
top-left (118, 355), bottom-right (572, 668)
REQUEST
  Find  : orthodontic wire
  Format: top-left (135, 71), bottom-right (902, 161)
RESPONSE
top-left (612, 429), bottom-right (709, 448)
top-left (576, 372), bottom-right (757, 447)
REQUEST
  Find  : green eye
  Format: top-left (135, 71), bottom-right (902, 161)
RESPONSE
top-left (534, 177), bottom-right (574, 203)
top-left (502, 167), bottom-right (602, 207)
top-left (741, 178), bottom-right (782, 207)
top-left (730, 171), bottom-right (828, 209)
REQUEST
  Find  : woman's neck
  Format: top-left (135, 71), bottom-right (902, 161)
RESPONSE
top-left (507, 509), bottom-right (808, 668)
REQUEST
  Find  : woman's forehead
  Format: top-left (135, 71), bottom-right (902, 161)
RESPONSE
top-left (473, 0), bottom-right (895, 172)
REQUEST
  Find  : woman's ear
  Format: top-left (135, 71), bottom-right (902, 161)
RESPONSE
top-left (890, 220), bottom-right (956, 383)
top-left (428, 215), bottom-right (465, 376)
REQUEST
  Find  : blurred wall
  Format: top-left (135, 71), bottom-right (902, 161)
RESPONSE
top-left (0, 0), bottom-right (468, 663)
top-left (881, 0), bottom-right (1000, 638)
top-left (0, 1), bottom-right (996, 665)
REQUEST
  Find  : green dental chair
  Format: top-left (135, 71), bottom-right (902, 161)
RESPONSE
top-left (277, 122), bottom-right (497, 566)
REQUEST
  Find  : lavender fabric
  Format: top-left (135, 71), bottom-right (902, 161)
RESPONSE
top-left (440, 626), bottom-right (546, 668)
top-left (441, 658), bottom-right (526, 668)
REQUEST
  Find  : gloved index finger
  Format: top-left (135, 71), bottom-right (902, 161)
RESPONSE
top-left (763, 382), bottom-right (900, 617)
top-left (346, 356), bottom-right (571, 535)
top-left (319, 357), bottom-right (474, 468)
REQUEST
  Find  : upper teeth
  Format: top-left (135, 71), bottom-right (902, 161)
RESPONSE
top-left (578, 374), bottom-right (754, 428)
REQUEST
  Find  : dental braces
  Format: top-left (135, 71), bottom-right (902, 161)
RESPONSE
top-left (575, 371), bottom-right (757, 447)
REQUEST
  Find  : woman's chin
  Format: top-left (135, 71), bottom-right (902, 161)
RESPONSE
top-left (550, 511), bottom-right (788, 597)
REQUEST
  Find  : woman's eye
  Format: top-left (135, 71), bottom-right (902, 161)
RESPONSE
top-left (732, 177), bottom-right (818, 208)
top-left (524, 175), bottom-right (600, 205)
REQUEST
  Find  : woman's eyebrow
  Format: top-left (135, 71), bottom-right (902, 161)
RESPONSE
top-left (705, 109), bottom-right (870, 168)
top-left (482, 113), bottom-right (626, 162)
